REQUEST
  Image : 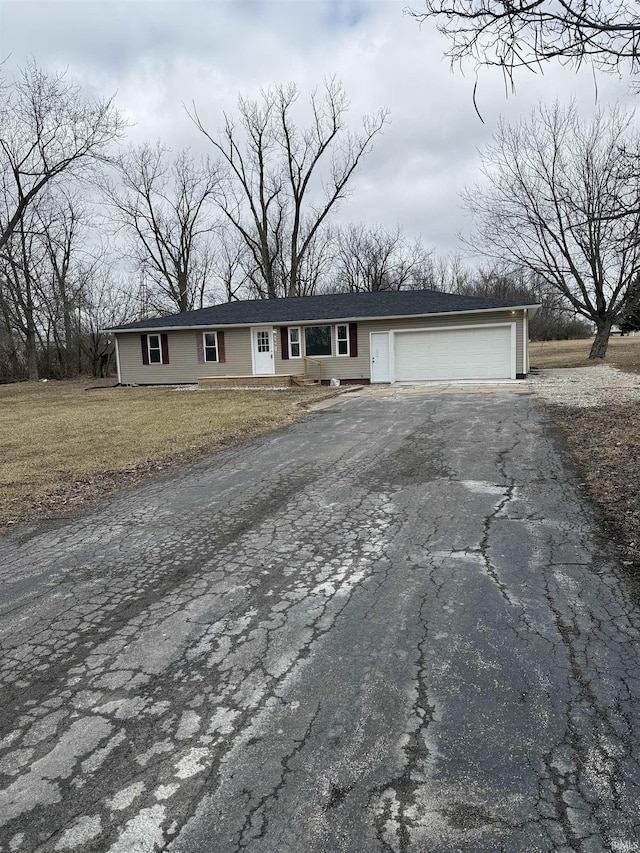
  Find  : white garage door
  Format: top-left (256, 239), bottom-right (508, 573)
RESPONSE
top-left (395, 325), bottom-right (514, 381)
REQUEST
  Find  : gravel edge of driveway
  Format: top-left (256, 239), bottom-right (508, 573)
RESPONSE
top-left (529, 364), bottom-right (640, 407)
top-left (530, 365), bottom-right (640, 594)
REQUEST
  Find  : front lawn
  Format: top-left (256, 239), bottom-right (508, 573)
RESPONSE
top-left (0, 380), bottom-right (335, 531)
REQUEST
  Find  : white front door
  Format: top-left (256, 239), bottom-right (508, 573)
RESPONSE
top-left (253, 327), bottom-right (275, 375)
top-left (370, 332), bottom-right (390, 383)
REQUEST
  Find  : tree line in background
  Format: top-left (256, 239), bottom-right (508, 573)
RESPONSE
top-left (0, 60), bottom-right (637, 382)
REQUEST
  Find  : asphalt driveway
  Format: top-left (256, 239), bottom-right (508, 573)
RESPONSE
top-left (0, 391), bottom-right (638, 852)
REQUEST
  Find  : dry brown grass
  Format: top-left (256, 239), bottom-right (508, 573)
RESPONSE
top-left (552, 405), bottom-right (640, 587)
top-left (530, 335), bottom-right (640, 374)
top-left (0, 379), bottom-right (337, 531)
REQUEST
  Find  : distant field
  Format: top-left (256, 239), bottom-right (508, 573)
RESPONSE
top-left (0, 380), bottom-right (334, 531)
top-left (530, 336), bottom-right (640, 374)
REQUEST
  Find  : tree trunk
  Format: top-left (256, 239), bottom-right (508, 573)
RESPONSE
top-left (0, 293), bottom-right (21, 380)
top-left (265, 257), bottom-right (277, 299)
top-left (77, 326), bottom-right (83, 375)
top-left (589, 319), bottom-right (613, 359)
top-left (63, 297), bottom-right (74, 378)
top-left (100, 350), bottom-right (111, 378)
top-left (177, 270), bottom-right (189, 313)
top-left (25, 325), bottom-right (39, 380)
top-left (288, 263), bottom-right (298, 298)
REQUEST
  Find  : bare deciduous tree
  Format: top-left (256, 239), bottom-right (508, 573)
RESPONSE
top-left (105, 144), bottom-right (221, 313)
top-left (418, 252), bottom-right (472, 292)
top-left (463, 102), bottom-right (640, 359)
top-left (190, 79), bottom-right (389, 298)
top-left (0, 208), bottom-right (47, 379)
top-left (407, 0), bottom-right (640, 85)
top-left (620, 273), bottom-right (640, 333)
top-left (37, 191), bottom-right (96, 378)
top-left (452, 262), bottom-right (592, 339)
top-left (333, 223), bottom-right (432, 292)
top-left (277, 226), bottom-right (334, 296)
top-left (0, 60), bottom-right (124, 255)
top-left (213, 229), bottom-right (254, 302)
top-left (82, 272), bottom-right (140, 378)
top-left (0, 189), bottom-right (103, 380)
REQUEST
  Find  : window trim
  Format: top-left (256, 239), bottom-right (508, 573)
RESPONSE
top-left (147, 333), bottom-right (163, 364)
top-left (336, 324), bottom-right (350, 357)
top-left (303, 324), bottom-right (333, 358)
top-left (288, 326), bottom-right (301, 359)
top-left (203, 330), bottom-right (218, 363)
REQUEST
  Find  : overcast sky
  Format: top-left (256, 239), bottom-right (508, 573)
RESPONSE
top-left (1, 0), bottom-right (637, 258)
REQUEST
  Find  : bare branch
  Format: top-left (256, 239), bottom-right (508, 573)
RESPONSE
top-left (463, 101), bottom-right (640, 358)
top-left (103, 143), bottom-right (221, 313)
top-left (333, 223), bottom-right (432, 292)
top-left (0, 60), bottom-right (124, 252)
top-left (407, 0), bottom-right (640, 87)
top-left (189, 80), bottom-right (389, 298)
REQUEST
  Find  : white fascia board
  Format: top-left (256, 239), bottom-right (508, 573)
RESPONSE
top-left (102, 304), bottom-right (541, 335)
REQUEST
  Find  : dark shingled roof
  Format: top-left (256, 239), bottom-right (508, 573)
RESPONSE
top-left (106, 290), bottom-right (539, 332)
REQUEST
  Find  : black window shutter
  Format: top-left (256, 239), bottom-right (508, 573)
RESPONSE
top-left (161, 333), bottom-right (169, 364)
top-left (349, 323), bottom-right (358, 358)
top-left (280, 327), bottom-right (289, 360)
top-left (141, 335), bottom-right (149, 365)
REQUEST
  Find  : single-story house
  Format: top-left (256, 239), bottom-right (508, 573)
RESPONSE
top-left (104, 290), bottom-right (540, 385)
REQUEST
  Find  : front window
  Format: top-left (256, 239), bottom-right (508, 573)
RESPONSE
top-left (336, 325), bottom-right (349, 356)
top-left (148, 334), bottom-right (162, 364)
top-left (304, 325), bottom-right (332, 357)
top-left (289, 327), bottom-right (301, 358)
top-left (204, 332), bottom-right (218, 362)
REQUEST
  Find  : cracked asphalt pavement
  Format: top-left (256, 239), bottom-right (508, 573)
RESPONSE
top-left (1, 391), bottom-right (639, 852)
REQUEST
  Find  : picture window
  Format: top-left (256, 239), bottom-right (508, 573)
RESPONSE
top-left (304, 325), bottom-right (332, 357)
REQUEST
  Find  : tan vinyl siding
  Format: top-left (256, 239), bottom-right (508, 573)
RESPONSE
top-left (117, 310), bottom-right (527, 384)
top-left (118, 328), bottom-right (252, 384)
top-left (275, 311), bottom-right (525, 380)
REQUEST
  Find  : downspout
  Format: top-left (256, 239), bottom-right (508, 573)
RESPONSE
top-left (523, 309), bottom-right (528, 375)
top-left (114, 335), bottom-right (122, 385)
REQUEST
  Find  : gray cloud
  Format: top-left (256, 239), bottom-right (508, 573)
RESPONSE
top-left (2, 0), bottom-right (636, 255)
